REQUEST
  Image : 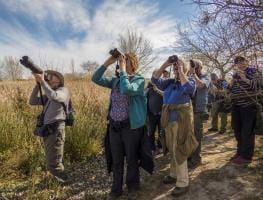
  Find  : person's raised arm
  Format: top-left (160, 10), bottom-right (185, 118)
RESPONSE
top-left (153, 60), bottom-right (171, 80)
top-left (91, 56), bottom-right (117, 88)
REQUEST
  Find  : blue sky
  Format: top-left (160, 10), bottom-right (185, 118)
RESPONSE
top-left (0, 0), bottom-right (199, 73)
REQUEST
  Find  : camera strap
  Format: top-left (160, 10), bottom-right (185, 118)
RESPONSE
top-left (38, 82), bottom-right (45, 107)
top-left (115, 60), bottom-right (120, 78)
top-left (37, 82), bottom-right (50, 115)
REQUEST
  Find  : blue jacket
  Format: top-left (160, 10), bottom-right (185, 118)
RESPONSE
top-left (92, 66), bottom-right (147, 129)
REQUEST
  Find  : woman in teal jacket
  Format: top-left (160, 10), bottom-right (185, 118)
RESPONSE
top-left (92, 52), bottom-right (147, 200)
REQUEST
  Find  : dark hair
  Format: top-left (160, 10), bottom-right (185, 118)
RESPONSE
top-left (210, 73), bottom-right (218, 80)
top-left (234, 56), bottom-right (247, 64)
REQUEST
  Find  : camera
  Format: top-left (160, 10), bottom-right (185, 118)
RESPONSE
top-left (168, 55), bottom-right (178, 64)
top-left (233, 73), bottom-right (240, 79)
top-left (190, 59), bottom-right (195, 68)
top-left (109, 48), bottom-right (124, 59)
top-left (20, 56), bottom-right (43, 74)
top-left (20, 56), bottom-right (49, 81)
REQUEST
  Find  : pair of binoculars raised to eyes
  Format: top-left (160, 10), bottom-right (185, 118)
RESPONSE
top-left (168, 55), bottom-right (178, 64)
top-left (109, 48), bottom-right (124, 59)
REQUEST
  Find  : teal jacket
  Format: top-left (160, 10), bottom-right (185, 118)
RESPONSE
top-left (92, 66), bottom-right (147, 129)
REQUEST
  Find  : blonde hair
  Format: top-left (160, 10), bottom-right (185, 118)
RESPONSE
top-left (125, 53), bottom-right (139, 73)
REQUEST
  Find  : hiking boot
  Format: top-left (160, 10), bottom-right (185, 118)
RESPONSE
top-left (232, 157), bottom-right (251, 165)
top-left (51, 171), bottom-right (71, 184)
top-left (188, 160), bottom-right (201, 169)
top-left (163, 175), bottom-right (176, 184)
top-left (128, 190), bottom-right (138, 200)
top-left (229, 153), bottom-right (240, 161)
top-left (218, 129), bottom-right (226, 134)
top-left (208, 127), bottom-right (218, 132)
top-left (107, 192), bottom-right (122, 200)
top-left (171, 186), bottom-right (189, 197)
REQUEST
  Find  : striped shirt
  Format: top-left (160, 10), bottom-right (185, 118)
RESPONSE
top-left (230, 67), bottom-right (257, 107)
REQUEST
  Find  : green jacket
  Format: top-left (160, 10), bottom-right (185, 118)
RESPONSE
top-left (92, 66), bottom-right (147, 129)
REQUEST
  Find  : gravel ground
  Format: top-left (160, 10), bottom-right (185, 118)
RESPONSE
top-left (0, 130), bottom-right (262, 200)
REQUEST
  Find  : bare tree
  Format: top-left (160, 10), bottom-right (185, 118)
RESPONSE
top-left (118, 29), bottom-right (156, 73)
top-left (177, 0), bottom-right (263, 78)
top-left (81, 61), bottom-right (99, 74)
top-left (2, 56), bottom-right (23, 80)
top-left (193, 0), bottom-right (263, 26)
top-left (70, 59), bottom-right (76, 74)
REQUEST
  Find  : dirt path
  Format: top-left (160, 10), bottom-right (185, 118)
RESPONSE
top-left (137, 131), bottom-right (263, 200)
top-left (1, 128), bottom-right (262, 200)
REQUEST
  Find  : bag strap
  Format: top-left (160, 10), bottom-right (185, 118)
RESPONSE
top-left (38, 83), bottom-right (51, 115)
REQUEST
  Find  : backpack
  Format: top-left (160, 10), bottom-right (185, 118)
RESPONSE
top-left (62, 99), bottom-right (75, 126)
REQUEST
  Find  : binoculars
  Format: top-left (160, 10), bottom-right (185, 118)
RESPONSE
top-left (109, 48), bottom-right (124, 59)
top-left (168, 55), bottom-right (178, 64)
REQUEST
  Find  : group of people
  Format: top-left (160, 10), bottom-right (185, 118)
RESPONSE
top-left (29, 51), bottom-right (261, 200)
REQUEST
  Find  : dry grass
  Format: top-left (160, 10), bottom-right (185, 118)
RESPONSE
top-left (0, 77), bottom-right (109, 178)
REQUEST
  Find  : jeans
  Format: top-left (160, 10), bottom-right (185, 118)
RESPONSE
top-left (211, 102), bottom-right (228, 131)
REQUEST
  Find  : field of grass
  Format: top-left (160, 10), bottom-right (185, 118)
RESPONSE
top-left (0, 77), bottom-right (109, 179)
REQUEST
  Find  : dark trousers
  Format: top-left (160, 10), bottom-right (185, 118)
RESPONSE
top-left (232, 105), bottom-right (256, 160)
top-left (188, 113), bottom-right (204, 164)
top-left (109, 122), bottom-right (143, 194)
top-left (148, 112), bottom-right (162, 151)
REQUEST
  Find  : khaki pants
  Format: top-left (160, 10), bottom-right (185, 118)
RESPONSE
top-left (43, 128), bottom-right (65, 174)
top-left (165, 122), bottom-right (189, 187)
top-left (211, 102), bottom-right (227, 131)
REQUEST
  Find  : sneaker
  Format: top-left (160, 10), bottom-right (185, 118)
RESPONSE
top-left (163, 175), bottom-right (176, 184)
top-left (232, 157), bottom-right (251, 165)
top-left (171, 186), bottom-right (189, 197)
top-left (107, 192), bottom-right (122, 200)
top-left (128, 190), bottom-right (138, 200)
top-left (208, 127), bottom-right (218, 132)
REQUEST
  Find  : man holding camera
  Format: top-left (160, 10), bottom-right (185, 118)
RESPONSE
top-left (187, 59), bottom-right (210, 169)
top-left (29, 70), bottom-right (70, 183)
top-left (152, 56), bottom-right (198, 197)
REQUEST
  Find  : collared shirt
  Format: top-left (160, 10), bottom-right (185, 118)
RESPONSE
top-left (191, 74), bottom-right (210, 113)
top-left (151, 77), bottom-right (196, 122)
top-left (29, 83), bottom-right (69, 125)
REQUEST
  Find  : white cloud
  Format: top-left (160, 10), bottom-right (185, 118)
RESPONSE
top-left (0, 0), bottom-right (178, 76)
top-left (0, 0), bottom-right (91, 31)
